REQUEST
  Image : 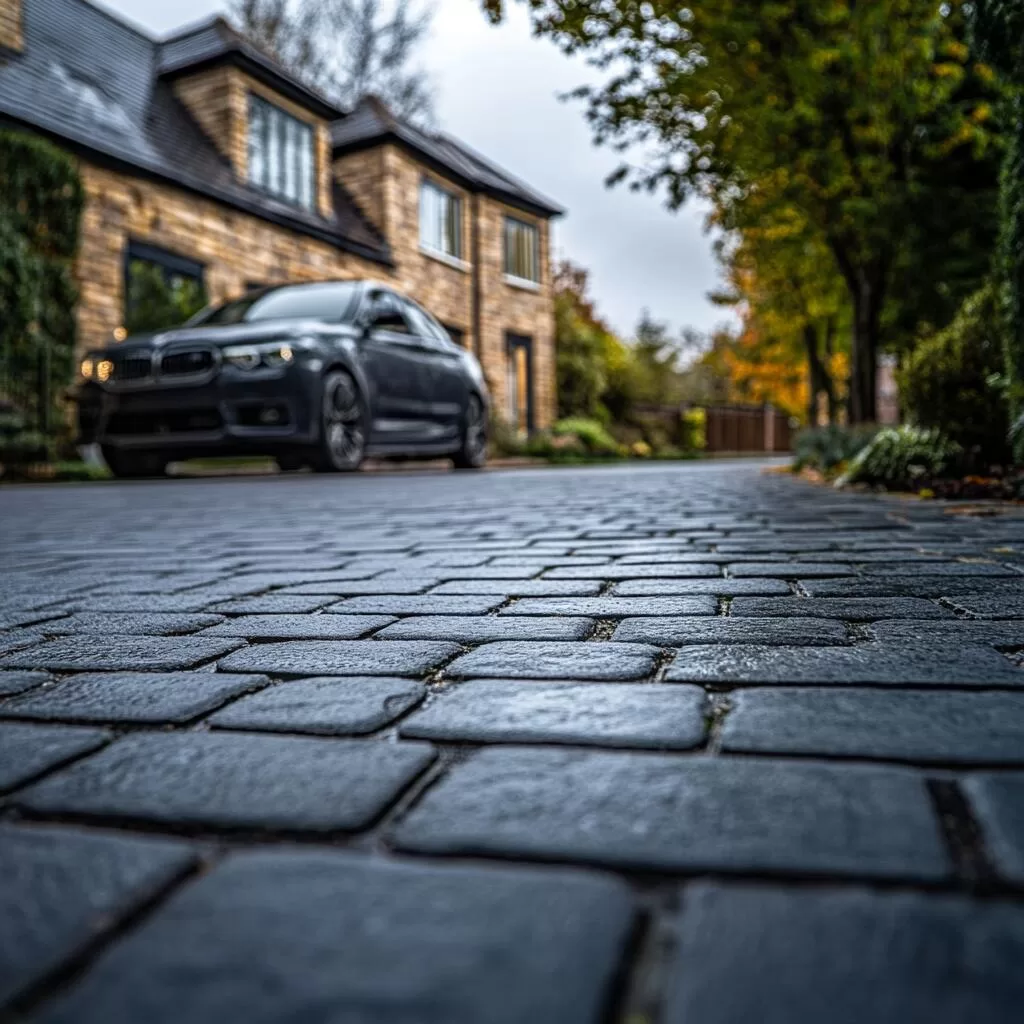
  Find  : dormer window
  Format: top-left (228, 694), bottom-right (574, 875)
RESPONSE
top-left (247, 94), bottom-right (314, 210)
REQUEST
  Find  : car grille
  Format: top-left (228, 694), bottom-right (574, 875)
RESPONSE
top-left (160, 349), bottom-right (216, 377)
top-left (110, 352), bottom-right (152, 381)
top-left (106, 408), bottom-right (224, 436)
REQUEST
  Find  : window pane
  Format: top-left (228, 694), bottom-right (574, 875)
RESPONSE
top-left (300, 125), bottom-right (314, 209)
top-left (248, 99), bottom-right (266, 188)
top-left (504, 218), bottom-right (539, 282)
top-left (266, 107), bottom-right (281, 196)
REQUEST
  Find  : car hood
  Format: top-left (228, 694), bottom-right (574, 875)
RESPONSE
top-left (109, 320), bottom-right (350, 352)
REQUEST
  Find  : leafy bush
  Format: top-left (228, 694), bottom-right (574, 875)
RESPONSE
top-left (837, 426), bottom-right (962, 490)
top-left (0, 130), bottom-right (83, 448)
top-left (898, 285), bottom-right (1010, 463)
top-left (679, 408), bottom-right (707, 452)
top-left (552, 417), bottom-right (625, 456)
top-left (793, 424), bottom-right (879, 472)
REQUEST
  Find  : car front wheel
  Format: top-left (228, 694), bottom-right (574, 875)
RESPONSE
top-left (101, 446), bottom-right (168, 479)
top-left (312, 370), bottom-right (368, 473)
top-left (452, 395), bottom-right (487, 470)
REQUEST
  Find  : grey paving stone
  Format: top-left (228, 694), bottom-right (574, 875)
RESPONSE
top-left (869, 620), bottom-right (1024, 646)
top-left (210, 676), bottom-right (426, 735)
top-left (664, 642), bottom-right (1024, 686)
top-left (0, 722), bottom-right (109, 792)
top-left (804, 576), bottom-right (1024, 597)
top-left (38, 851), bottom-right (633, 1024)
top-left (948, 593), bottom-right (1024, 619)
top-left (0, 670), bottom-right (49, 697)
top-left (502, 596), bottom-right (716, 618)
top-left (545, 563), bottom-right (722, 579)
top-left (1, 672), bottom-right (268, 726)
top-left (392, 748), bottom-right (949, 879)
top-left (0, 635), bottom-right (245, 672)
top-left (864, 561), bottom-right (1020, 576)
top-left (401, 679), bottom-right (707, 749)
top-left (279, 577), bottom-right (436, 595)
top-left (327, 594), bottom-right (505, 615)
top-left (961, 773), bottom-right (1024, 885)
top-left (730, 597), bottom-right (952, 620)
top-left (200, 614), bottom-right (395, 640)
top-left (0, 632), bottom-right (46, 656)
top-left (0, 610), bottom-right (65, 631)
top-left (613, 578), bottom-right (792, 597)
top-left (35, 612), bottom-right (226, 636)
top-left (208, 595), bottom-right (335, 614)
top-left (721, 689), bottom-right (1024, 763)
top-left (0, 824), bottom-right (196, 1006)
top-left (376, 615), bottom-right (595, 642)
top-left (614, 617), bottom-right (848, 646)
top-left (446, 641), bottom-right (661, 681)
top-left (431, 579), bottom-right (604, 597)
top-left (218, 640), bottom-right (461, 677)
top-left (63, 595), bottom-right (222, 613)
top-left (17, 733), bottom-right (436, 833)
top-left (663, 883), bottom-right (1024, 1024)
top-left (727, 562), bottom-right (855, 578)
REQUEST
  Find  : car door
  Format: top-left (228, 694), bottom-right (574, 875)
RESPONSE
top-left (402, 299), bottom-right (468, 443)
top-left (359, 289), bottom-right (432, 446)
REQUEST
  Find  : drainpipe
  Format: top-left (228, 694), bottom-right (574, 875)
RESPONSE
top-left (471, 192), bottom-right (482, 360)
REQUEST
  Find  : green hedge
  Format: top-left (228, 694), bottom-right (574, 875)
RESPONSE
top-left (898, 284), bottom-right (1010, 463)
top-left (0, 129), bottom-right (84, 450)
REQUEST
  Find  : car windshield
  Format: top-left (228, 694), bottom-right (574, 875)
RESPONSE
top-left (188, 282), bottom-right (361, 327)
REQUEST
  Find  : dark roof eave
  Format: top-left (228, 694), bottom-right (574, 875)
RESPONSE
top-left (0, 112), bottom-right (394, 267)
top-left (160, 52), bottom-right (345, 122)
top-left (333, 132), bottom-right (564, 219)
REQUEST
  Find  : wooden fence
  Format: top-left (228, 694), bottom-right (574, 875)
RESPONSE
top-left (701, 404), bottom-right (794, 454)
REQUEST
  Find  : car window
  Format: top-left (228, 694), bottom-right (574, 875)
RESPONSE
top-left (189, 282), bottom-right (360, 326)
top-left (402, 300), bottom-right (440, 342)
top-left (366, 291), bottom-right (413, 334)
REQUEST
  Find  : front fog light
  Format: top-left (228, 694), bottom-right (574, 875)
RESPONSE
top-left (96, 359), bottom-right (114, 382)
top-left (80, 358), bottom-right (95, 380)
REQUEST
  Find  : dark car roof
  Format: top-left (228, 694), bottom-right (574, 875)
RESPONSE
top-left (0, 0), bottom-right (390, 264)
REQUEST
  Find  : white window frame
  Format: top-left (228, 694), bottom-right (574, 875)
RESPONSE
top-left (503, 216), bottom-right (541, 286)
top-left (419, 178), bottom-right (466, 268)
top-left (247, 94), bottom-right (316, 211)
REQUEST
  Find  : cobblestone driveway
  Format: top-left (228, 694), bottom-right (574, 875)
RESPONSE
top-left (2, 460), bottom-right (1024, 1022)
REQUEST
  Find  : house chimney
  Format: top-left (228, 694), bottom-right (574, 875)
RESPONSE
top-left (0, 0), bottom-right (23, 53)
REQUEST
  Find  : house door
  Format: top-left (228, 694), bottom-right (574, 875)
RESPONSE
top-left (506, 333), bottom-right (533, 433)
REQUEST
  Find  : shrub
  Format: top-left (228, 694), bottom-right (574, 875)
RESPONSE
top-left (552, 417), bottom-right (624, 456)
top-left (793, 424), bottom-right (879, 473)
top-left (899, 285), bottom-right (1010, 463)
top-left (679, 408), bottom-right (707, 452)
top-left (837, 426), bottom-right (962, 490)
top-left (630, 440), bottom-right (653, 458)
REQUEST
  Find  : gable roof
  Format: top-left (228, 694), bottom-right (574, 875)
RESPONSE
top-left (0, 0), bottom-right (390, 264)
top-left (332, 96), bottom-right (564, 218)
top-left (156, 16), bottom-right (344, 122)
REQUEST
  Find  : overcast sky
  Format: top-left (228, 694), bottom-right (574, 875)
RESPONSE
top-left (99, 0), bottom-right (726, 340)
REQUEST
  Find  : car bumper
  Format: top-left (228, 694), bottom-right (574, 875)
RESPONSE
top-left (72, 363), bottom-right (322, 454)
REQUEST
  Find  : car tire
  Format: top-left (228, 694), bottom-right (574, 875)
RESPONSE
top-left (452, 395), bottom-right (488, 470)
top-left (275, 453), bottom-right (307, 473)
top-left (311, 370), bottom-right (368, 473)
top-left (101, 446), bottom-right (168, 479)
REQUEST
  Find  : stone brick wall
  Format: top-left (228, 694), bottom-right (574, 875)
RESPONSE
top-left (333, 147), bottom-right (387, 236)
top-left (0, 0), bottom-right (22, 53)
top-left (74, 162), bottom-right (384, 354)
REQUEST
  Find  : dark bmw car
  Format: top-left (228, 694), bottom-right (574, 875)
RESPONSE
top-left (72, 281), bottom-right (489, 477)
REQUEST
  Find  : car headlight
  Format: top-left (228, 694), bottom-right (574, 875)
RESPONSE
top-left (79, 357), bottom-right (95, 380)
top-left (222, 342), bottom-right (295, 371)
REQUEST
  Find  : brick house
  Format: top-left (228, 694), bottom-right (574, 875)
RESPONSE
top-left (0, 0), bottom-right (562, 430)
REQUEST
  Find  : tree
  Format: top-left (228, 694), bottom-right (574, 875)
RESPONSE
top-left (231, 0), bottom-right (435, 122)
top-left (481, 0), bottom-right (1001, 422)
top-left (972, 0), bottom-right (1024, 458)
top-left (553, 261), bottom-right (611, 419)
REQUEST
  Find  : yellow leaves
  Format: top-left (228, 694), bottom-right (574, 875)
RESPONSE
top-left (972, 103), bottom-right (993, 125)
top-left (932, 61), bottom-right (965, 82)
top-left (942, 40), bottom-right (969, 63)
top-left (810, 48), bottom-right (842, 72)
top-left (974, 62), bottom-right (997, 85)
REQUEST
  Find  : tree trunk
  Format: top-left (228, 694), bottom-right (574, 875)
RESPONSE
top-left (1002, 90), bottom-right (1024, 461)
top-left (822, 317), bottom-right (837, 424)
top-left (804, 321), bottom-right (837, 427)
top-left (848, 274), bottom-right (882, 424)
